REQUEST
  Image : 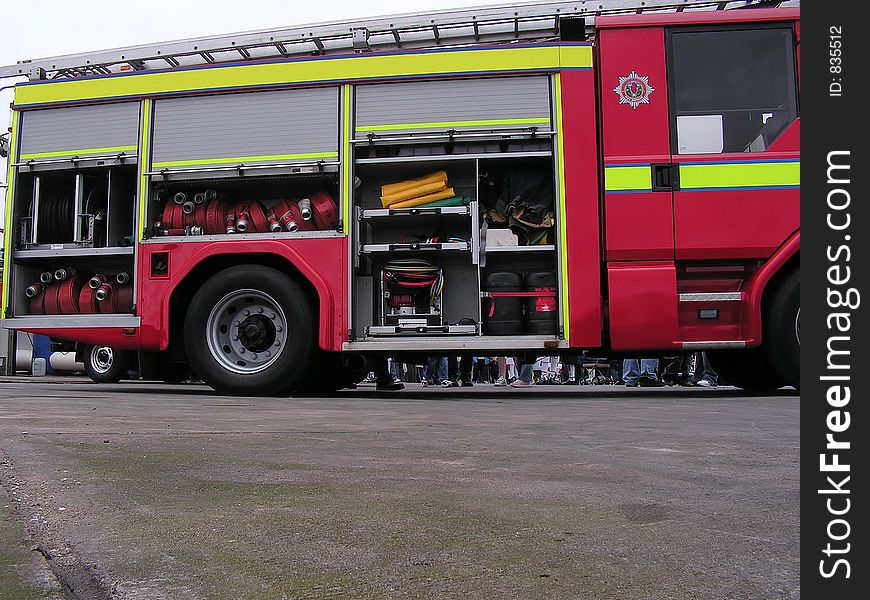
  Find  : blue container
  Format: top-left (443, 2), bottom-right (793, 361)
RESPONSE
top-left (30, 334), bottom-right (55, 375)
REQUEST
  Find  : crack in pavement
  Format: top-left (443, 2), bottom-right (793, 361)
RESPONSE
top-left (1, 447), bottom-right (113, 600)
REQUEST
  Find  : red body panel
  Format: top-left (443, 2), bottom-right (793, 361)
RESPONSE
top-left (560, 69), bottom-right (602, 347)
top-left (18, 327), bottom-right (143, 350)
top-left (596, 7), bottom-right (800, 29)
top-left (604, 189), bottom-right (674, 261)
top-left (136, 238), bottom-right (347, 352)
top-left (599, 27), bottom-right (674, 261)
top-left (673, 186), bottom-right (799, 260)
top-left (607, 261), bottom-right (679, 351)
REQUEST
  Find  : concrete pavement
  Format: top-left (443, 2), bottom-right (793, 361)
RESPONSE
top-left (0, 377), bottom-right (800, 599)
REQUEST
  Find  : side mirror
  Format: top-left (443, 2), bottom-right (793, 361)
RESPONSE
top-left (0, 134), bottom-right (8, 158)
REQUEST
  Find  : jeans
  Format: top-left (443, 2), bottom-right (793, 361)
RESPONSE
top-left (518, 363), bottom-right (534, 383)
top-left (424, 356), bottom-right (448, 383)
top-left (622, 359), bottom-right (659, 385)
top-left (692, 352), bottom-right (719, 385)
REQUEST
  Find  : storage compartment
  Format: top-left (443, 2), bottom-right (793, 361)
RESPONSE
top-left (481, 252), bottom-right (558, 336)
top-left (11, 254), bottom-right (135, 317)
top-left (478, 156), bottom-right (556, 248)
top-left (146, 173), bottom-right (340, 238)
top-left (15, 165), bottom-right (137, 249)
top-left (349, 134), bottom-right (562, 342)
top-left (357, 253), bottom-right (480, 337)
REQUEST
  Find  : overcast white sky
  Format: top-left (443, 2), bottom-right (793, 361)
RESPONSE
top-left (0, 0), bottom-right (515, 189)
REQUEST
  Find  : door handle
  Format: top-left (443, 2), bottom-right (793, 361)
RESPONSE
top-left (651, 163), bottom-right (680, 192)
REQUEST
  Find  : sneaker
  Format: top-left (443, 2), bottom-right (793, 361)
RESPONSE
top-left (441, 379), bottom-right (454, 388)
top-left (460, 379), bottom-right (473, 387)
top-left (510, 379), bottom-right (531, 388)
top-left (421, 379), bottom-right (429, 387)
top-left (376, 379), bottom-right (405, 391)
top-left (697, 379), bottom-right (715, 387)
top-left (494, 377), bottom-right (507, 387)
top-left (638, 375), bottom-right (665, 387)
top-left (624, 381), bottom-right (638, 387)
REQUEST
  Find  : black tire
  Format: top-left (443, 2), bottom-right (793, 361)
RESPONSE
top-left (295, 352), bottom-right (368, 394)
top-left (707, 348), bottom-right (783, 392)
top-left (162, 363), bottom-right (192, 384)
top-left (763, 268), bottom-right (800, 390)
top-left (137, 350), bottom-right (189, 383)
top-left (83, 345), bottom-right (130, 383)
top-left (183, 265), bottom-right (315, 396)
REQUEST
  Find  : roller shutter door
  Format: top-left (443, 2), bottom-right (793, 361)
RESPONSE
top-left (151, 87), bottom-right (340, 170)
top-left (19, 102), bottom-right (140, 161)
top-left (354, 76), bottom-right (551, 136)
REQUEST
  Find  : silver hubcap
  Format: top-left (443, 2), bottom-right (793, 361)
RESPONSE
top-left (205, 289), bottom-right (287, 374)
top-left (794, 307), bottom-right (800, 346)
top-left (90, 346), bottom-right (114, 374)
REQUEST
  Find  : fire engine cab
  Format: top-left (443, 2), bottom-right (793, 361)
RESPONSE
top-left (0, 0), bottom-right (800, 395)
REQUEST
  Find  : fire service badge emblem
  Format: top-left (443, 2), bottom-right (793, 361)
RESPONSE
top-left (614, 71), bottom-right (655, 109)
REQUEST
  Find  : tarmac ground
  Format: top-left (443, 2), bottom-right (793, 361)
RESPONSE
top-left (0, 376), bottom-right (799, 599)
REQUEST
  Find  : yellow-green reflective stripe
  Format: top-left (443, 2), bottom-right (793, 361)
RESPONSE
top-left (2, 111), bottom-right (21, 317)
top-left (555, 74), bottom-right (569, 343)
top-left (679, 161), bottom-right (800, 190)
top-left (20, 145), bottom-right (137, 160)
top-left (137, 99), bottom-right (152, 241)
top-left (559, 45), bottom-right (593, 69)
top-left (604, 166), bottom-right (652, 192)
top-left (16, 46), bottom-right (576, 107)
top-left (356, 117), bottom-right (550, 133)
top-left (151, 152), bottom-right (338, 168)
top-left (342, 84), bottom-right (352, 235)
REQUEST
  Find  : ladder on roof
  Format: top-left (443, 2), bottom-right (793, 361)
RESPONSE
top-left (0, 0), bottom-right (798, 81)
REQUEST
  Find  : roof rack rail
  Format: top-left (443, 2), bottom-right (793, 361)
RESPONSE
top-left (0, 0), bottom-right (799, 81)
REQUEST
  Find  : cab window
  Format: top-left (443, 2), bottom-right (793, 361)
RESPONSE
top-left (668, 26), bottom-right (798, 154)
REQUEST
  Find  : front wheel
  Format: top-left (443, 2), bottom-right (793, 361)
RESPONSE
top-left (763, 268), bottom-right (799, 390)
top-left (184, 265), bottom-right (315, 396)
top-left (84, 345), bottom-right (130, 383)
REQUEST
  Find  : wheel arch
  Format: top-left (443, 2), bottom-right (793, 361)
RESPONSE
top-left (745, 231), bottom-right (800, 346)
top-left (166, 251), bottom-right (334, 358)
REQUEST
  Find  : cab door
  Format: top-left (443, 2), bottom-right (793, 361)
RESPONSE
top-left (666, 23), bottom-right (800, 260)
top-left (598, 26), bottom-right (679, 351)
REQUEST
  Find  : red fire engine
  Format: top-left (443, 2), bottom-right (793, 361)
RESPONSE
top-left (0, 0), bottom-right (800, 394)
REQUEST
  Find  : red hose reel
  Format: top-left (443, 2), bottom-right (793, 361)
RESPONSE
top-left (157, 189), bottom-right (338, 236)
top-left (27, 270), bottom-right (132, 315)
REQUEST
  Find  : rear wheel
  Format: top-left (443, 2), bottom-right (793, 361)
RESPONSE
top-left (763, 268), bottom-right (800, 389)
top-left (707, 348), bottom-right (783, 392)
top-left (84, 345), bottom-right (130, 383)
top-left (184, 265), bottom-right (315, 396)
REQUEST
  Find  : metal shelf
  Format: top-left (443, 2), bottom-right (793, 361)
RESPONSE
top-left (361, 205), bottom-right (471, 219)
top-left (355, 151), bottom-right (552, 165)
top-left (344, 335), bottom-right (567, 351)
top-left (485, 244), bottom-right (555, 253)
top-left (1, 315), bottom-right (140, 329)
top-left (14, 246), bottom-right (135, 260)
top-left (360, 241), bottom-right (469, 254)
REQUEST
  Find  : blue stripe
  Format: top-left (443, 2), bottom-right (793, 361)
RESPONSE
top-left (13, 68), bottom-right (560, 110)
top-left (680, 185), bottom-right (801, 193)
top-left (18, 42), bottom-right (591, 86)
top-left (606, 163), bottom-right (651, 168)
top-left (680, 158), bottom-right (800, 166)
